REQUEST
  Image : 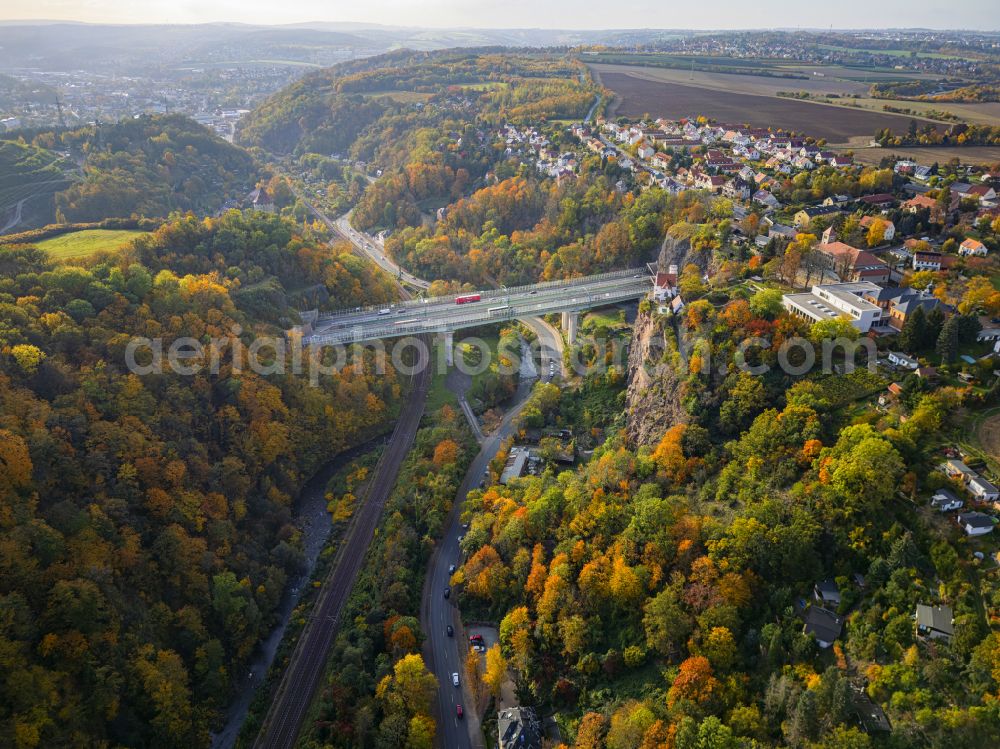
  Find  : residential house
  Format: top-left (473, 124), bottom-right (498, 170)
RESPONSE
top-left (814, 580), bottom-right (841, 606)
top-left (498, 707), bottom-right (541, 749)
top-left (930, 488), bottom-right (963, 512)
top-left (697, 174), bottom-right (727, 193)
top-left (768, 222), bottom-right (798, 241)
top-left (823, 194), bottom-right (854, 207)
top-left (887, 351), bottom-right (918, 369)
top-left (636, 142), bottom-right (654, 159)
top-left (903, 194), bottom-right (939, 213)
top-left (653, 266), bottom-right (678, 302)
top-left (852, 691), bottom-right (892, 734)
top-left (967, 184), bottom-right (997, 203)
top-left (879, 381), bottom-right (903, 407)
top-left (941, 459), bottom-right (978, 484)
top-left (969, 476), bottom-right (1000, 502)
top-left (246, 187), bottom-right (276, 213)
top-left (959, 238), bottom-right (988, 257)
top-left (915, 603), bottom-right (954, 641)
top-left (723, 179), bottom-right (752, 200)
top-left (752, 189), bottom-right (781, 209)
top-left (794, 205), bottom-right (841, 228)
top-left (829, 154), bottom-right (854, 167)
top-left (860, 215), bottom-right (895, 242)
top-left (803, 606), bottom-right (844, 648)
top-left (816, 241), bottom-right (890, 283)
top-left (957, 512), bottom-right (994, 536)
top-left (858, 193), bottom-right (897, 209)
top-left (860, 286), bottom-right (943, 332)
top-left (912, 250), bottom-right (943, 271)
top-left (651, 152), bottom-right (671, 170)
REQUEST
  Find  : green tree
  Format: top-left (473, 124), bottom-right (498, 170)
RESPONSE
top-left (936, 315), bottom-right (960, 364)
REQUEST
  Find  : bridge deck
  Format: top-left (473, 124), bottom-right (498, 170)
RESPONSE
top-left (302, 269), bottom-right (652, 346)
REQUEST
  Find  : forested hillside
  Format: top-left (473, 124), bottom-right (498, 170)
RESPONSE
top-left (451, 292), bottom-right (1000, 747)
top-left (0, 211), bottom-right (402, 747)
top-left (0, 139), bottom-right (74, 232)
top-left (3, 114), bottom-right (258, 229)
top-left (237, 49), bottom-right (596, 157)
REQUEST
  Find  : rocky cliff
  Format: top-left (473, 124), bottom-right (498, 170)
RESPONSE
top-left (624, 234), bottom-right (702, 447)
top-left (625, 306), bottom-right (687, 447)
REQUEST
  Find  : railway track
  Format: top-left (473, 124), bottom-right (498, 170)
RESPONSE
top-left (252, 337), bottom-right (431, 748)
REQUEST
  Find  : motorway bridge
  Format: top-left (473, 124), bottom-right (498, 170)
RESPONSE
top-left (300, 268), bottom-right (654, 354)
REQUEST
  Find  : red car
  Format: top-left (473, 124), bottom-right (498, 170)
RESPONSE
top-left (469, 634), bottom-right (484, 643)
top-left (456, 704), bottom-right (464, 719)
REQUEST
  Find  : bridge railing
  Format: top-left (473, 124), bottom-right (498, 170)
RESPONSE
top-left (303, 280), bottom-right (651, 347)
top-left (310, 267), bottom-right (651, 323)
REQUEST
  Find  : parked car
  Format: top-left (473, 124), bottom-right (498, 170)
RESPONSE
top-left (448, 564), bottom-right (456, 574)
top-left (452, 672), bottom-right (460, 687)
top-left (446, 625), bottom-right (454, 637)
top-left (443, 587), bottom-right (451, 599)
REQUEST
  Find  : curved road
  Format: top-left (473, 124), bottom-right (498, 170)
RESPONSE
top-left (421, 373), bottom-right (539, 749)
top-left (259, 187), bottom-right (566, 749)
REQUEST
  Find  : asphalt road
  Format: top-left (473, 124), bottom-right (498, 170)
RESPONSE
top-left (334, 213), bottom-right (430, 289)
top-left (251, 338), bottom-right (431, 749)
top-left (420, 320), bottom-right (563, 749)
top-left (307, 274), bottom-right (651, 346)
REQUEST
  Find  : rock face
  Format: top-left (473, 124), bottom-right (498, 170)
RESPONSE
top-left (659, 232), bottom-right (709, 277)
top-left (625, 306), bottom-right (687, 447)
top-left (624, 233), bottom-right (705, 446)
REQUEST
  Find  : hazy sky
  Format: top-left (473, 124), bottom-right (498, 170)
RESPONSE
top-left (0, 0), bottom-right (996, 30)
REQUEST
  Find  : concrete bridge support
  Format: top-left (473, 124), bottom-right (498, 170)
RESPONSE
top-left (443, 330), bottom-right (454, 366)
top-left (560, 311), bottom-right (579, 344)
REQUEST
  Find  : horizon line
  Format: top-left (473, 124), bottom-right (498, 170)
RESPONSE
top-left (1, 19), bottom-right (998, 33)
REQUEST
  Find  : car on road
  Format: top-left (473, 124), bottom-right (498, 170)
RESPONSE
top-left (448, 564), bottom-right (456, 574)
top-left (529, 290), bottom-right (537, 295)
top-left (446, 625), bottom-right (454, 637)
top-left (456, 704), bottom-right (464, 718)
top-left (443, 587), bottom-right (451, 599)
top-left (452, 672), bottom-right (460, 687)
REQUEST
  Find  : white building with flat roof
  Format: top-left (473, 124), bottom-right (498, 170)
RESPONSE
top-left (782, 283), bottom-right (883, 332)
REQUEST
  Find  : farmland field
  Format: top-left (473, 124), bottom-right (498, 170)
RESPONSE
top-left (34, 228), bottom-right (148, 259)
top-left (590, 63), bottom-right (1000, 130)
top-left (590, 62), bottom-right (872, 97)
top-left (597, 69), bottom-right (939, 144)
top-left (847, 144), bottom-right (1000, 166)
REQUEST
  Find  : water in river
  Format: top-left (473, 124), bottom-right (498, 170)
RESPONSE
top-left (210, 436), bottom-right (385, 749)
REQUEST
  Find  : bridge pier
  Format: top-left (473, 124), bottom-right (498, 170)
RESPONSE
top-left (561, 311), bottom-right (579, 344)
top-left (443, 331), bottom-right (454, 366)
